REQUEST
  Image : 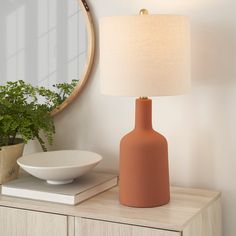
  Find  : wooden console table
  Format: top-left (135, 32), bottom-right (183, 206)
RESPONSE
top-left (0, 186), bottom-right (221, 236)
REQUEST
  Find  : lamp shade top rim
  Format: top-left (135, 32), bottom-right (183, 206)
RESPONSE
top-left (100, 14), bottom-right (189, 20)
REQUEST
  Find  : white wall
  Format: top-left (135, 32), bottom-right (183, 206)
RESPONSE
top-left (1, 0), bottom-right (235, 235)
top-left (52, 1), bottom-right (236, 235)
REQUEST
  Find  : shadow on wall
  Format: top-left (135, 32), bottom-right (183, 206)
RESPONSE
top-left (191, 21), bottom-right (236, 86)
top-left (185, 19), bottom-right (236, 187)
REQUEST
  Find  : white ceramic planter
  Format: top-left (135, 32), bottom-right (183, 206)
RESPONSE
top-left (0, 141), bottom-right (24, 184)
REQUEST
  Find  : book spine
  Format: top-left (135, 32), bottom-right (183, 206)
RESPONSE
top-left (75, 177), bottom-right (118, 204)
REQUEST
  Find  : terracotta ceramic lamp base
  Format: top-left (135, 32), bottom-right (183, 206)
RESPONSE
top-left (119, 98), bottom-right (170, 208)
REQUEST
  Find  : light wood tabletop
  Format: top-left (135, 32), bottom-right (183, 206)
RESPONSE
top-left (0, 185), bottom-right (221, 232)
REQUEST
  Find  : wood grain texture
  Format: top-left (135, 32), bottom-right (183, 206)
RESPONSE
top-left (74, 186), bottom-right (221, 231)
top-left (0, 186), bottom-right (221, 231)
top-left (68, 216), bottom-right (75, 236)
top-left (183, 198), bottom-right (222, 236)
top-left (75, 218), bottom-right (180, 236)
top-left (0, 206), bottom-right (27, 236)
top-left (0, 206), bottom-right (67, 236)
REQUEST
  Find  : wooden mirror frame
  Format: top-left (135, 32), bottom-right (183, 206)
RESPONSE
top-left (51, 0), bottom-right (95, 116)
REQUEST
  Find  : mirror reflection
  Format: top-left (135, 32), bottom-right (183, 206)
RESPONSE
top-left (0, 0), bottom-right (88, 110)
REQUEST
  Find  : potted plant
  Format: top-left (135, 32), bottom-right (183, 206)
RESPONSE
top-left (0, 80), bottom-right (55, 184)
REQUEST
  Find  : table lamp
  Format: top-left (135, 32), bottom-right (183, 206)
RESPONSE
top-left (100, 10), bottom-right (190, 207)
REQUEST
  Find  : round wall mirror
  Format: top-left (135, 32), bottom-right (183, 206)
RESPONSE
top-left (0, 0), bottom-right (95, 116)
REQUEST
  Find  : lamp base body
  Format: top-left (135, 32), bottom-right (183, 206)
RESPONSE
top-left (119, 98), bottom-right (170, 208)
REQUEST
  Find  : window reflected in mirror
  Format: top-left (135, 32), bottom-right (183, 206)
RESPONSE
top-left (0, 0), bottom-right (92, 113)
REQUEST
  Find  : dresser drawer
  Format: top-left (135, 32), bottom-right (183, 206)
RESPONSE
top-left (75, 218), bottom-right (180, 236)
top-left (0, 206), bottom-right (68, 236)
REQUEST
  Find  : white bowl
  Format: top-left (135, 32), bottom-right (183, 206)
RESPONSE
top-left (17, 150), bottom-right (102, 185)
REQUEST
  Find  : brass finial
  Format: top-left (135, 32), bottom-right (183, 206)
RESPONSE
top-left (139, 9), bottom-right (149, 15)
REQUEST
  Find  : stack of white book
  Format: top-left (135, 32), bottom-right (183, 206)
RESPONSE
top-left (2, 172), bottom-right (118, 205)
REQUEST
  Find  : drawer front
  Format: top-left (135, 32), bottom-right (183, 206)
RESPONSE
top-left (0, 206), bottom-right (67, 236)
top-left (76, 218), bottom-right (180, 236)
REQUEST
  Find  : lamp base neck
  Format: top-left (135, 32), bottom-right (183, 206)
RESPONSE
top-left (135, 98), bottom-right (153, 130)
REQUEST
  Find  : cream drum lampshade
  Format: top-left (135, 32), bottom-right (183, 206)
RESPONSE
top-left (100, 14), bottom-right (190, 97)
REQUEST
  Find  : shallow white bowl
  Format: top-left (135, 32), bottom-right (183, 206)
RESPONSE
top-left (17, 150), bottom-right (102, 185)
